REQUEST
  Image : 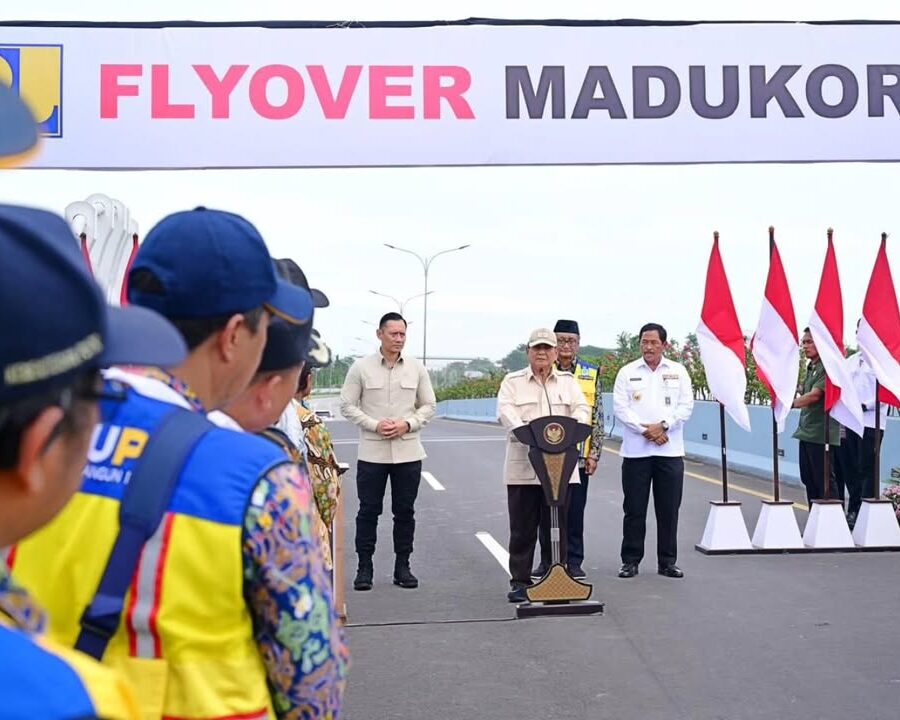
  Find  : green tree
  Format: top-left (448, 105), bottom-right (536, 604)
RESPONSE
top-left (500, 343), bottom-right (528, 372)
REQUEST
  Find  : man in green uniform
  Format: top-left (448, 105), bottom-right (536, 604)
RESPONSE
top-left (792, 328), bottom-right (841, 506)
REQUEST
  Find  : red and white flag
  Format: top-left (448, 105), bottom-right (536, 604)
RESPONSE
top-left (697, 234), bottom-right (751, 431)
top-left (750, 238), bottom-right (800, 432)
top-left (858, 235), bottom-right (900, 408)
top-left (808, 233), bottom-right (865, 437)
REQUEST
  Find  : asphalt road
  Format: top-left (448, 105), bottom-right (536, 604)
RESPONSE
top-left (323, 413), bottom-right (900, 720)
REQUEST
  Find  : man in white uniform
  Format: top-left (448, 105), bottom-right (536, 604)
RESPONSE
top-left (613, 323), bottom-right (694, 579)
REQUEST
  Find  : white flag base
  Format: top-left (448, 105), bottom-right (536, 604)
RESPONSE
top-left (695, 501), bottom-right (754, 554)
top-left (803, 500), bottom-right (854, 548)
top-left (752, 501), bottom-right (804, 549)
top-left (852, 499), bottom-right (900, 548)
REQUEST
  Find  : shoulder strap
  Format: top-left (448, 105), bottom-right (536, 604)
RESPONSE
top-left (75, 408), bottom-right (212, 660)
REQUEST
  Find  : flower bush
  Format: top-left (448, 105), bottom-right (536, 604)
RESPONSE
top-left (883, 483), bottom-right (900, 522)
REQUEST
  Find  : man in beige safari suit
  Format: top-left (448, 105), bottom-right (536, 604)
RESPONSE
top-left (340, 312), bottom-right (436, 591)
top-left (497, 328), bottom-right (590, 602)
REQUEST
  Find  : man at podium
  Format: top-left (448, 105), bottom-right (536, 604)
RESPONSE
top-left (496, 328), bottom-right (590, 602)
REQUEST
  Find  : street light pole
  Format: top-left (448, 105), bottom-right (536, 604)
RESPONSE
top-left (383, 243), bottom-right (470, 366)
top-left (368, 289), bottom-right (434, 317)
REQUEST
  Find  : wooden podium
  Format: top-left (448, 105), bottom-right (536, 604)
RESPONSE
top-left (512, 416), bottom-right (604, 618)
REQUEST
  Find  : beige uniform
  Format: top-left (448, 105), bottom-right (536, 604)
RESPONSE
top-left (340, 351), bottom-right (436, 464)
top-left (497, 366), bottom-right (590, 485)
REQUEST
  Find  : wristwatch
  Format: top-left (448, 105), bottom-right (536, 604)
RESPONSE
top-left (661, 420), bottom-right (669, 431)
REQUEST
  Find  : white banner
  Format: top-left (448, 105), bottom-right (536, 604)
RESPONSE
top-left (4, 21), bottom-right (900, 168)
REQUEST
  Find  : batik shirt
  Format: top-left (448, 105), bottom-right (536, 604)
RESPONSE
top-left (295, 402), bottom-right (344, 571)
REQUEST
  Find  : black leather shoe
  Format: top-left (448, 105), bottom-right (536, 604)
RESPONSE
top-left (353, 559), bottom-right (373, 591)
top-left (507, 585), bottom-right (529, 603)
top-left (618, 563), bottom-right (639, 578)
top-left (658, 564), bottom-right (684, 578)
top-left (393, 560), bottom-right (419, 589)
top-left (567, 564), bottom-right (587, 580)
top-left (530, 564), bottom-right (549, 580)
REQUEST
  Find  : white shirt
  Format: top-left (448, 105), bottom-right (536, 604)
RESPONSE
top-left (105, 367), bottom-right (246, 431)
top-left (207, 409), bottom-right (244, 432)
top-left (613, 356), bottom-right (694, 458)
top-left (846, 352), bottom-right (889, 429)
top-left (104, 367), bottom-right (191, 409)
top-left (274, 398), bottom-right (305, 448)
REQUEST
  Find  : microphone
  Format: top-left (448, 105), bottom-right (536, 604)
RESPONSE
top-left (540, 365), bottom-right (553, 417)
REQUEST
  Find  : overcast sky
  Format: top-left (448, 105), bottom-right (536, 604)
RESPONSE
top-left (3, 1), bottom-right (900, 363)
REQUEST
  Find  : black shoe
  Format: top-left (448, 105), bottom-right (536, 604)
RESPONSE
top-left (353, 558), bottom-right (373, 591)
top-left (507, 585), bottom-right (529, 603)
top-left (530, 563), bottom-right (549, 581)
top-left (847, 511), bottom-right (858, 531)
top-left (658, 564), bottom-right (684, 578)
top-left (393, 559), bottom-right (419, 589)
top-left (618, 563), bottom-right (639, 578)
top-left (567, 564), bottom-right (587, 580)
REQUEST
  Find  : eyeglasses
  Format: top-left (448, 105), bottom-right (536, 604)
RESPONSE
top-left (556, 338), bottom-right (579, 346)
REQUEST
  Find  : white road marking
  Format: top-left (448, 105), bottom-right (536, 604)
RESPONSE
top-left (475, 531), bottom-right (511, 578)
top-left (421, 471), bottom-right (445, 491)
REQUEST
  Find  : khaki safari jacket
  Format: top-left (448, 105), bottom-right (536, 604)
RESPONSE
top-left (340, 351), bottom-right (436, 464)
top-left (497, 366), bottom-right (590, 485)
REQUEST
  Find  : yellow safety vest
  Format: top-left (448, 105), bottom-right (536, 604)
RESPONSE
top-left (13, 390), bottom-right (285, 720)
top-left (558, 357), bottom-right (599, 459)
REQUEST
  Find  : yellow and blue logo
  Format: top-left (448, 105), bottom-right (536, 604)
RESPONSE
top-left (0, 44), bottom-right (63, 138)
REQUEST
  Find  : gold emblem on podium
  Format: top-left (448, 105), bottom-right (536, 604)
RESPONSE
top-left (543, 422), bottom-right (565, 446)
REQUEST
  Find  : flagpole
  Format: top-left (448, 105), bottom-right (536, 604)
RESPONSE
top-left (719, 402), bottom-right (729, 502)
top-left (822, 227), bottom-right (834, 502)
top-left (874, 380), bottom-right (882, 500)
top-left (871, 230), bottom-right (889, 501)
top-left (772, 410), bottom-right (780, 502)
top-left (768, 226), bottom-right (781, 503)
top-left (823, 414), bottom-right (831, 500)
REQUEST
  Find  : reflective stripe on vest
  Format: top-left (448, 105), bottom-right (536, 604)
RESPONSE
top-left (126, 512), bottom-right (175, 659)
top-left (13, 390), bottom-right (285, 719)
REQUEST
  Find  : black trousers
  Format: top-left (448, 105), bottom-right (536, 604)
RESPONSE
top-left (833, 438), bottom-right (854, 508)
top-left (834, 429), bottom-right (884, 515)
top-left (508, 485), bottom-right (568, 587)
top-left (539, 468), bottom-right (589, 568)
top-left (354, 460), bottom-right (421, 559)
top-left (798, 440), bottom-right (838, 507)
top-left (860, 428), bottom-right (885, 503)
top-left (621, 456), bottom-right (683, 568)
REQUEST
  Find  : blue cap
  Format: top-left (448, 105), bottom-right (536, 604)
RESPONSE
top-left (128, 207), bottom-right (313, 325)
top-left (0, 205), bottom-right (188, 404)
top-left (0, 84), bottom-right (38, 165)
top-left (257, 319), bottom-right (312, 373)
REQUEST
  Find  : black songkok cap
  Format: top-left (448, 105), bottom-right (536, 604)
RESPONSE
top-left (553, 319), bottom-right (580, 335)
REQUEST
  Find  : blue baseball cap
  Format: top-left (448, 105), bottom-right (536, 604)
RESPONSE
top-left (0, 84), bottom-right (38, 166)
top-left (128, 207), bottom-right (313, 325)
top-left (257, 320), bottom-right (312, 373)
top-left (0, 205), bottom-right (188, 405)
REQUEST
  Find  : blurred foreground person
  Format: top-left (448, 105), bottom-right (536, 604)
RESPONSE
top-left (1, 204), bottom-right (186, 718)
